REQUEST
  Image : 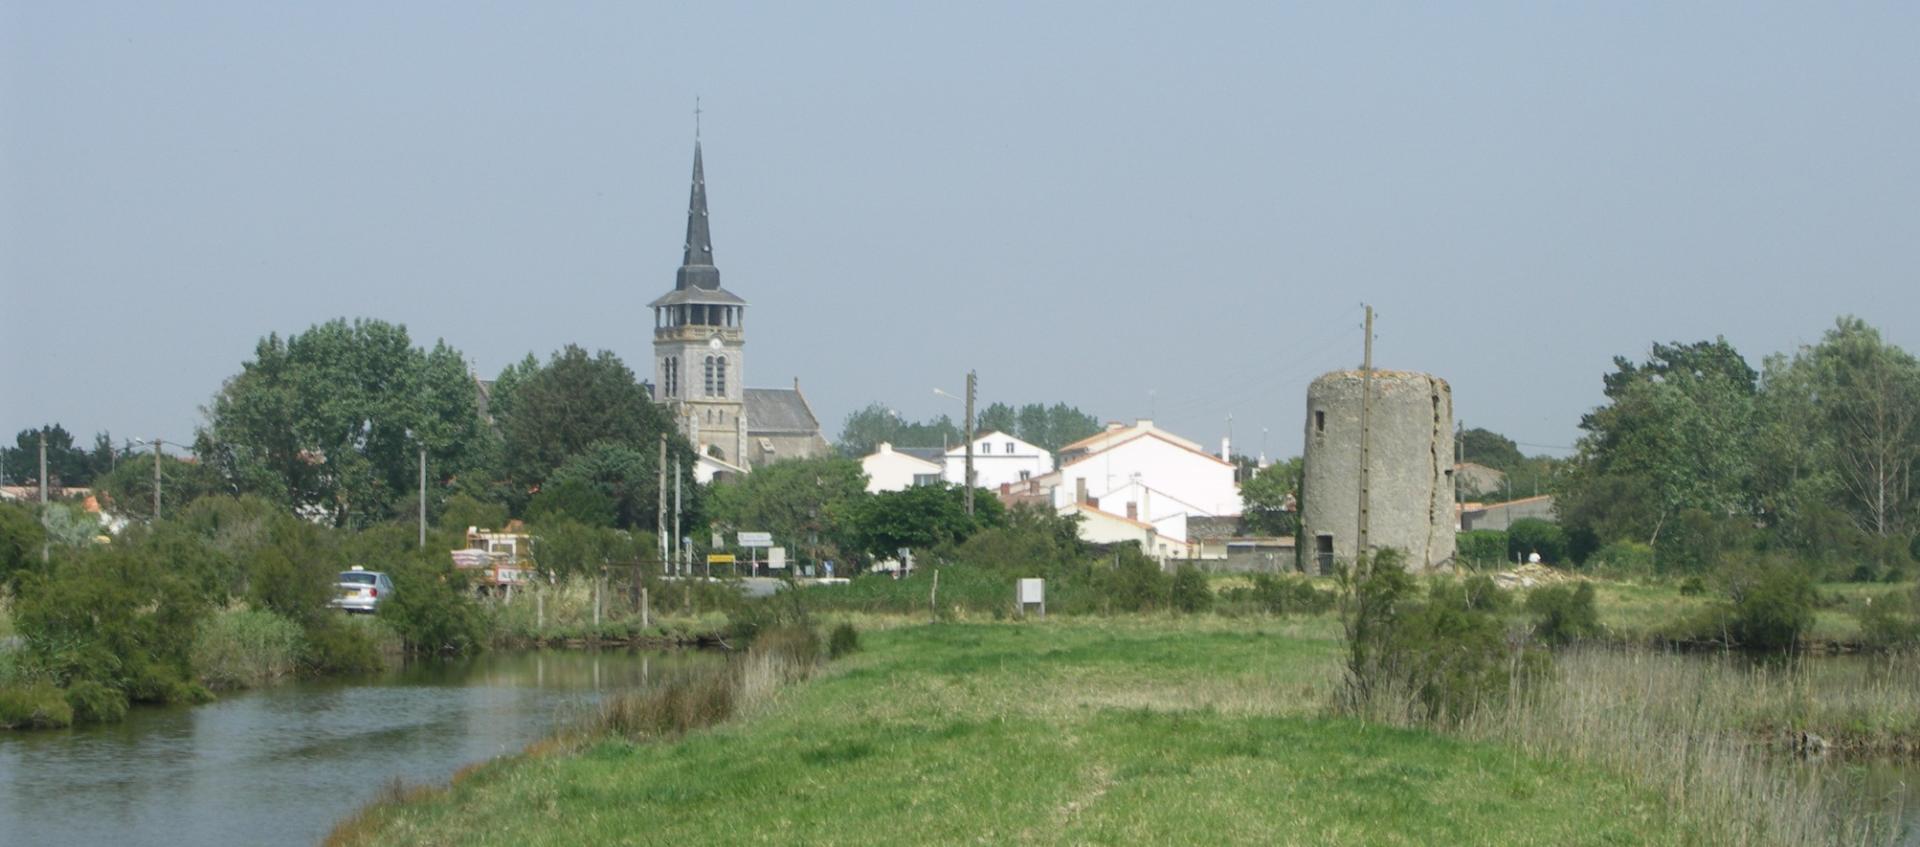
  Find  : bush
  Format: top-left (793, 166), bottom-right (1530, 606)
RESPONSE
top-left (1094, 548), bottom-right (1170, 613)
top-left (193, 608), bottom-right (306, 689)
top-left (1247, 573), bottom-right (1336, 615)
top-left (1169, 565), bottom-right (1213, 614)
top-left (65, 679), bottom-right (128, 724)
top-left (0, 682), bottom-right (73, 729)
top-left (1455, 530), bottom-right (1509, 569)
top-left (1719, 559), bottom-right (1816, 651)
top-left (1428, 575), bottom-right (1512, 614)
top-left (303, 617), bottom-right (393, 674)
top-left (1856, 586), bottom-right (1920, 649)
top-left (378, 557), bottom-right (488, 655)
top-left (1339, 549), bottom-right (1542, 724)
top-left (1589, 541), bottom-right (1656, 577)
top-left (1678, 576), bottom-right (1706, 596)
top-left (1507, 519), bottom-right (1568, 565)
top-left (1525, 583), bottom-right (1600, 645)
top-left (827, 622), bottom-right (860, 659)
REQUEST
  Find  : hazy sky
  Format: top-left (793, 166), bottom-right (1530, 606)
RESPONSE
top-left (4, 3), bottom-right (1916, 462)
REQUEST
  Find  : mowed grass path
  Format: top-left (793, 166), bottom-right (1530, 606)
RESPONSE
top-left (347, 619), bottom-right (1693, 846)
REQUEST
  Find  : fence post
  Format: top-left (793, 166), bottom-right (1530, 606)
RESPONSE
top-left (536, 589), bottom-right (544, 632)
top-left (594, 566), bottom-right (603, 628)
top-left (642, 586), bottom-right (650, 629)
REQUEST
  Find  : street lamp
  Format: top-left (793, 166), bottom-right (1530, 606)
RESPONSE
top-left (933, 375), bottom-right (978, 516)
top-left (133, 436), bottom-right (190, 519)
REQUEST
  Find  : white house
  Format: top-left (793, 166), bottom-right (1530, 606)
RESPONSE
top-left (1049, 420), bottom-right (1241, 523)
top-left (859, 443), bottom-right (945, 493)
top-left (942, 431), bottom-right (1053, 491)
top-left (1059, 501), bottom-right (1194, 559)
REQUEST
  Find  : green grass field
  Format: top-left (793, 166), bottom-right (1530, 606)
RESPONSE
top-left (336, 618), bottom-right (1703, 846)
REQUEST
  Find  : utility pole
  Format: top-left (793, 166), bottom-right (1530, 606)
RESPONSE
top-left (657, 434), bottom-right (669, 573)
top-left (673, 456), bottom-right (683, 579)
top-left (1356, 305), bottom-right (1374, 558)
top-left (152, 435), bottom-right (163, 520)
top-left (964, 370), bottom-right (976, 517)
top-left (418, 446), bottom-right (427, 549)
top-left (39, 432), bottom-right (48, 564)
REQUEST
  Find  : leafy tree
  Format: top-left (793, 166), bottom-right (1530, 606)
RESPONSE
top-left (485, 353), bottom-right (542, 431)
top-left (836, 403), bottom-right (961, 457)
top-left (1458, 426), bottom-right (1525, 475)
top-left (198, 319), bottom-right (489, 528)
top-left (1240, 457), bottom-right (1302, 536)
top-left (541, 441), bottom-right (688, 530)
top-left (848, 483), bottom-right (1003, 560)
top-left (0, 501), bottom-right (48, 587)
top-left (501, 345), bottom-right (692, 496)
top-left (526, 479), bottom-right (618, 528)
top-left (978, 402), bottom-right (1018, 437)
top-left (705, 456), bottom-right (867, 561)
top-left (1014, 402), bottom-right (1102, 454)
top-left (3, 424), bottom-right (102, 487)
top-left (1506, 518), bottom-right (1568, 564)
top-left (94, 452), bottom-right (225, 521)
top-left (1561, 338), bottom-right (1758, 548)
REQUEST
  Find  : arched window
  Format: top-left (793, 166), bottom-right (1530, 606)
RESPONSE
top-left (703, 356), bottom-right (717, 396)
top-left (663, 356), bottom-right (679, 397)
top-left (715, 357), bottom-right (727, 396)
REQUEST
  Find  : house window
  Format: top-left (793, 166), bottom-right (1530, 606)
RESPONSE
top-left (979, 442), bottom-right (991, 453)
top-left (1019, 470), bottom-right (1030, 481)
top-left (1004, 442), bottom-right (1014, 454)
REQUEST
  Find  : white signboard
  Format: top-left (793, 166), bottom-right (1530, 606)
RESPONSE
top-left (769, 547), bottom-right (787, 569)
top-left (1018, 578), bottom-right (1045, 604)
top-left (737, 531), bottom-right (773, 548)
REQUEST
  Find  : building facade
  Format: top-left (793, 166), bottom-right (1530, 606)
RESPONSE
top-left (1299, 370), bottom-right (1456, 572)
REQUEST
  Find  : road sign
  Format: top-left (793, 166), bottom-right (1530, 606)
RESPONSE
top-left (706, 553), bottom-right (736, 564)
top-left (738, 531), bottom-right (772, 548)
top-left (769, 547), bottom-right (787, 569)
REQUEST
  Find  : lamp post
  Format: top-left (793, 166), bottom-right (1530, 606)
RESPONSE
top-left (934, 374), bottom-right (977, 516)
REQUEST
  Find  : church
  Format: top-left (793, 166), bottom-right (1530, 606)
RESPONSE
top-left (648, 142), bottom-right (829, 472)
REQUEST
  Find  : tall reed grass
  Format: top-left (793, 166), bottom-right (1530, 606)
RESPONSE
top-left (191, 607), bottom-right (305, 690)
top-left (1441, 650), bottom-right (1910, 846)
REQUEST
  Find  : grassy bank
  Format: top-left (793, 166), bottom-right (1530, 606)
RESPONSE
top-left (330, 617), bottom-right (1733, 846)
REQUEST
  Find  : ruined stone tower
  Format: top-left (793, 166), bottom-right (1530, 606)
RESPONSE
top-left (1300, 370), bottom-right (1455, 572)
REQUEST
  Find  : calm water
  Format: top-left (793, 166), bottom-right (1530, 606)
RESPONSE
top-left (0, 650), bottom-right (721, 847)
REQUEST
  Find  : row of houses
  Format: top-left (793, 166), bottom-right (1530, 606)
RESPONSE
top-left (861, 419), bottom-right (1249, 563)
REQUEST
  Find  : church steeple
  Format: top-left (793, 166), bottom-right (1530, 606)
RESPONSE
top-left (676, 142), bottom-right (721, 291)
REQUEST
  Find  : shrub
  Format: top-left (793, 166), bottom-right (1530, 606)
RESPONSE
top-left (1589, 541), bottom-right (1656, 577)
top-left (1507, 519), bottom-right (1568, 565)
top-left (1094, 548), bottom-right (1170, 613)
top-left (1525, 583), bottom-right (1600, 645)
top-left (304, 616), bottom-right (395, 674)
top-left (378, 558), bottom-right (488, 655)
top-left (750, 623), bottom-right (823, 668)
top-left (827, 622), bottom-right (860, 659)
top-left (193, 608), bottom-right (306, 689)
top-left (0, 682), bottom-right (73, 729)
top-left (1169, 565), bottom-right (1213, 614)
top-left (1455, 530), bottom-right (1509, 569)
top-left (1247, 573), bottom-right (1336, 615)
top-left (1719, 559), bottom-right (1816, 652)
top-left (1678, 576), bottom-right (1706, 596)
top-left (1339, 549), bottom-right (1542, 725)
top-left (65, 679), bottom-right (129, 724)
top-left (1856, 587), bottom-right (1920, 649)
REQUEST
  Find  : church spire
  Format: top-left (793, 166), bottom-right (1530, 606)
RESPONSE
top-left (676, 141), bottom-right (721, 290)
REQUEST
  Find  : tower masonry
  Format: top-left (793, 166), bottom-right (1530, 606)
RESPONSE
top-left (1300, 369), bottom-right (1455, 573)
top-left (651, 141), bottom-right (749, 464)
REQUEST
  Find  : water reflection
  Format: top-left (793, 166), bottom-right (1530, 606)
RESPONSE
top-left (0, 649), bottom-right (719, 847)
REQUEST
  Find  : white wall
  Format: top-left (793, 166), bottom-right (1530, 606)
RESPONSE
top-left (943, 432), bottom-right (1054, 491)
top-left (1051, 433), bottom-right (1241, 518)
top-left (861, 444), bottom-right (942, 493)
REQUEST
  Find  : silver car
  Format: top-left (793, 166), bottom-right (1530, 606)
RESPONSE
top-left (330, 568), bottom-right (394, 613)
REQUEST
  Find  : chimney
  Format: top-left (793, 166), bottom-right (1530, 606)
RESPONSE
top-left (878, 442), bottom-right (892, 454)
top-left (1126, 502), bottom-right (1138, 520)
top-left (1221, 437), bottom-right (1231, 461)
top-left (1141, 487), bottom-right (1152, 521)
top-left (1000, 482), bottom-right (1011, 495)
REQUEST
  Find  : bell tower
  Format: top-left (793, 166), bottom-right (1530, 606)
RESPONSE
top-left (650, 141), bottom-right (750, 465)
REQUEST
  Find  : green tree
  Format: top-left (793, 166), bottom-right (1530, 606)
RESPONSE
top-left (541, 441), bottom-right (689, 530)
top-left (94, 452), bottom-right (225, 521)
top-left (502, 345), bottom-right (691, 495)
top-left (198, 319), bottom-right (489, 528)
top-left (1240, 457), bottom-right (1302, 536)
top-left (705, 456), bottom-right (868, 561)
top-left (1459, 426), bottom-right (1525, 475)
top-left (977, 402), bottom-right (1018, 437)
top-left (848, 483), bottom-right (1003, 561)
top-left (835, 404), bottom-right (961, 457)
top-left (1561, 338), bottom-right (1758, 549)
top-left (4, 424), bottom-right (101, 487)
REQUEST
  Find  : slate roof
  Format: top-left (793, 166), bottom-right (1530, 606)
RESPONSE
top-left (895, 446), bottom-right (946, 464)
top-left (745, 388), bottom-right (821, 434)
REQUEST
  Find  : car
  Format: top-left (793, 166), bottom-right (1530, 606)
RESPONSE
top-left (330, 567), bottom-right (394, 613)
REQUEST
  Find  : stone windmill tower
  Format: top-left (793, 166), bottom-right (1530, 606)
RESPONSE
top-left (1300, 369), bottom-right (1455, 572)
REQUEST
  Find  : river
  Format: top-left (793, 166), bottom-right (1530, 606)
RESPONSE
top-left (0, 649), bottom-right (722, 847)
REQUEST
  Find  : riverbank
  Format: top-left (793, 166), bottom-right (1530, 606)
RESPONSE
top-left (328, 617), bottom-right (1742, 846)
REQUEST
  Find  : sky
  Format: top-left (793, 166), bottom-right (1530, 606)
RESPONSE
top-left (4, 3), bottom-right (1916, 462)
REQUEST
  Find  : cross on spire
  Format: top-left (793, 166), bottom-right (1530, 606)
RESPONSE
top-left (694, 96), bottom-right (702, 141)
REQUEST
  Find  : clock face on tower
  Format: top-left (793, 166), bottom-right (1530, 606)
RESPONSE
top-left (708, 337), bottom-right (723, 350)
